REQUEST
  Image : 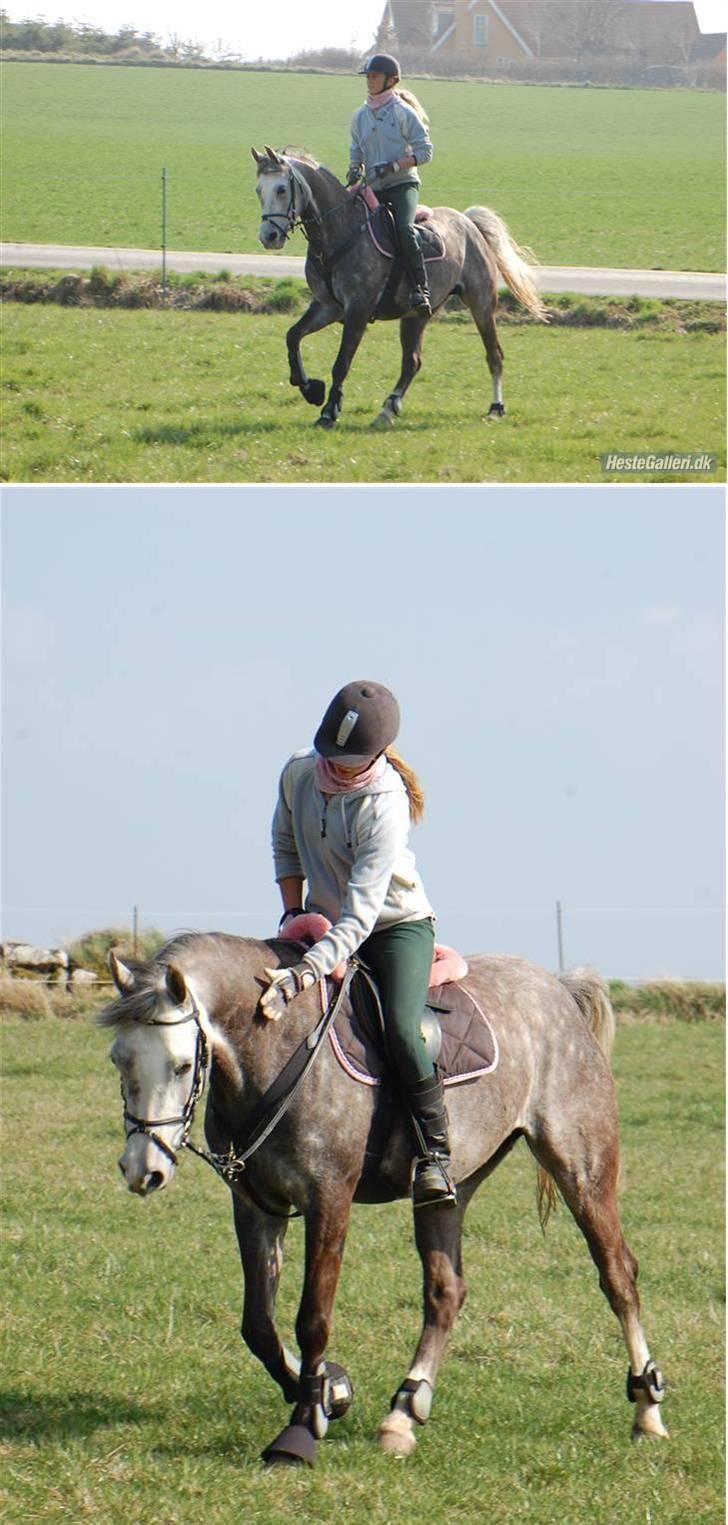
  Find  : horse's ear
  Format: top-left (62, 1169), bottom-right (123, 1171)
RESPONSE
top-left (110, 950), bottom-right (135, 994)
top-left (263, 143), bottom-right (282, 165)
top-left (251, 146), bottom-right (264, 164)
top-left (165, 963), bottom-right (187, 1008)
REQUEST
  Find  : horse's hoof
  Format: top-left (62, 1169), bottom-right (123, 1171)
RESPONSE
top-left (261, 1423), bottom-right (317, 1467)
top-left (631, 1413), bottom-right (669, 1442)
top-left (314, 415), bottom-right (336, 429)
top-left (487, 403), bottom-right (506, 419)
top-left (372, 410), bottom-right (396, 429)
top-left (302, 379), bottom-right (326, 406)
top-left (378, 1411), bottom-right (417, 1458)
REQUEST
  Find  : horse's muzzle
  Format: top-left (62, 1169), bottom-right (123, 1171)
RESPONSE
top-left (119, 1138), bottom-right (175, 1195)
top-left (259, 225), bottom-right (285, 250)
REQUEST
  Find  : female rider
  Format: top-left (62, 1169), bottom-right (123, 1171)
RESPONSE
top-left (347, 53), bottom-right (434, 316)
top-left (261, 679), bottom-right (455, 1208)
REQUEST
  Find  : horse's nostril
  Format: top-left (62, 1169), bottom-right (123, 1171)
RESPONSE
top-left (147, 1171), bottom-right (164, 1192)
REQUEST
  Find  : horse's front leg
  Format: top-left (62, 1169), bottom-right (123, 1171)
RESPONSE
top-left (262, 1188), bottom-right (355, 1466)
top-left (286, 298), bottom-right (339, 408)
top-left (232, 1194), bottom-right (301, 1403)
top-left (315, 305), bottom-right (371, 429)
top-left (378, 1193), bottom-right (469, 1458)
top-left (373, 312), bottom-right (430, 428)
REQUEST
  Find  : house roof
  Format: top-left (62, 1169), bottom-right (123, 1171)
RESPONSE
top-left (689, 31), bottom-right (727, 59)
top-left (469, 1), bottom-right (534, 58)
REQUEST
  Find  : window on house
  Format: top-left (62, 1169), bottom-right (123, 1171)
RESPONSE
top-left (473, 14), bottom-right (488, 46)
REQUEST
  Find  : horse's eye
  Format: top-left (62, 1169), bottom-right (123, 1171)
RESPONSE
top-left (175, 1062), bottom-right (192, 1078)
top-left (276, 186), bottom-right (286, 196)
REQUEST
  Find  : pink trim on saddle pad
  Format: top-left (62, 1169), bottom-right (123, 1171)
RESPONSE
top-left (278, 913), bottom-right (468, 985)
top-left (366, 217), bottom-right (446, 264)
top-left (415, 206), bottom-right (434, 222)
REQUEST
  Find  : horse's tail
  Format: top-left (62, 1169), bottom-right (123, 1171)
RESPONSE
top-left (559, 966), bottom-right (616, 1064)
top-left (536, 967), bottom-right (617, 1229)
top-left (464, 205), bottom-right (548, 322)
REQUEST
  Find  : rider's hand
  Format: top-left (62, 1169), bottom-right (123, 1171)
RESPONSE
top-left (371, 160), bottom-right (398, 180)
top-left (345, 165), bottom-right (363, 187)
top-left (260, 963), bottom-right (316, 1021)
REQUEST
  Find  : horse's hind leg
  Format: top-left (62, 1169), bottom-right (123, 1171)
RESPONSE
top-left (372, 313), bottom-right (429, 428)
top-left (528, 1125), bottom-right (668, 1440)
top-left (378, 1190), bottom-right (470, 1457)
top-left (460, 278), bottom-right (505, 418)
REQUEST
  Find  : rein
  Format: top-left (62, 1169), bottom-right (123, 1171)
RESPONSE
top-left (259, 162), bottom-right (372, 286)
top-left (121, 962), bottom-right (356, 1218)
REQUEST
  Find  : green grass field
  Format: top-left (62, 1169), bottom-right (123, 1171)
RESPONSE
top-left (1, 1012), bottom-right (723, 1524)
top-left (1, 63), bottom-right (725, 269)
top-left (1, 302), bottom-right (724, 483)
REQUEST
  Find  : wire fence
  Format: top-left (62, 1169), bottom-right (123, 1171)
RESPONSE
top-left (2, 902), bottom-right (723, 985)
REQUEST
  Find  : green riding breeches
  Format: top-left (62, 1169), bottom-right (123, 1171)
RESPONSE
top-left (377, 182), bottom-right (423, 275)
top-left (359, 916), bottom-right (436, 1086)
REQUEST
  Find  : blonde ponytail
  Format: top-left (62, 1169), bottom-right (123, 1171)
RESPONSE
top-left (395, 87), bottom-right (430, 128)
top-left (385, 747), bottom-right (425, 824)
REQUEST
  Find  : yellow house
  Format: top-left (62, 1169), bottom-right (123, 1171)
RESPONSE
top-left (431, 1), bottom-right (534, 64)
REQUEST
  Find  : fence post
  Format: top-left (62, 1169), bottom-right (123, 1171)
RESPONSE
top-left (161, 167), bottom-right (168, 304)
top-left (556, 900), bottom-right (565, 972)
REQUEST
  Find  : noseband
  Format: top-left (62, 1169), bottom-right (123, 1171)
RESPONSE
top-left (121, 1001), bottom-right (209, 1168)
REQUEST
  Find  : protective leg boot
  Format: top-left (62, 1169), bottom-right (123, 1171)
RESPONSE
top-left (405, 247), bottom-right (431, 316)
top-left (406, 1074), bottom-right (456, 1207)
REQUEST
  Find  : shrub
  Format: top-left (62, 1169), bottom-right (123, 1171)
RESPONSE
top-left (66, 925), bottom-right (166, 977)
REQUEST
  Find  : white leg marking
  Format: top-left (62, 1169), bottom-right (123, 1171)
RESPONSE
top-left (621, 1313), bottom-right (669, 1439)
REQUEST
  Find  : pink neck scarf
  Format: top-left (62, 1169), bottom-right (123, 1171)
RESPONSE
top-left (367, 87), bottom-right (398, 112)
top-left (315, 753), bottom-right (386, 796)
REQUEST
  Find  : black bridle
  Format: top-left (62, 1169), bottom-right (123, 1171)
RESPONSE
top-left (259, 163), bottom-right (309, 240)
top-left (258, 161), bottom-right (372, 274)
top-left (118, 962), bottom-right (356, 1213)
top-left (121, 1002), bottom-right (210, 1168)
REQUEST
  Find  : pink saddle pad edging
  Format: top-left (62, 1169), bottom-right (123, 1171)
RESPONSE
top-left (325, 982), bottom-right (499, 1089)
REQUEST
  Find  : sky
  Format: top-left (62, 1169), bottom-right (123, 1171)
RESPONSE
top-left (2, 0), bottom-right (725, 60)
top-left (1, 486), bottom-right (724, 981)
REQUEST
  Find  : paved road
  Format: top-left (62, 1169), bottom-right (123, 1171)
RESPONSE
top-left (2, 241), bottom-right (726, 301)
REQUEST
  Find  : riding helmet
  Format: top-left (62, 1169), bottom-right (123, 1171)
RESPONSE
top-left (359, 53), bottom-right (401, 79)
top-left (314, 681), bottom-right (400, 759)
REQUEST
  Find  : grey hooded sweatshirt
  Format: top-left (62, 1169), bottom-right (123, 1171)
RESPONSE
top-left (349, 96), bottom-right (433, 191)
top-left (272, 749), bottom-right (434, 981)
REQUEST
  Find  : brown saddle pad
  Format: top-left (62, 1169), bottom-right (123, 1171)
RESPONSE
top-left (328, 971), bottom-right (498, 1088)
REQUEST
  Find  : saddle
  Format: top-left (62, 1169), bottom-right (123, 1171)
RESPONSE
top-left (367, 203), bottom-right (447, 266)
top-left (326, 963), bottom-right (498, 1090)
top-left (278, 913), bottom-right (497, 1087)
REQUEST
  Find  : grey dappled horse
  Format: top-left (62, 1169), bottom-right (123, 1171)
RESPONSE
top-left (102, 932), bottom-right (667, 1466)
top-left (252, 147), bottom-right (547, 429)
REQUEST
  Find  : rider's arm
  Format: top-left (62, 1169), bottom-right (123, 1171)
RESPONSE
top-left (272, 757), bottom-right (304, 883)
top-left (298, 793), bottom-right (411, 982)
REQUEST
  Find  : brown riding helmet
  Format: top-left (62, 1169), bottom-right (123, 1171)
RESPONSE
top-left (314, 681), bottom-right (400, 759)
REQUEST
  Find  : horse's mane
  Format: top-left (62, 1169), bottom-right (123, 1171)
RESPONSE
top-left (260, 147), bottom-right (344, 195)
top-left (96, 931), bottom-right (235, 1029)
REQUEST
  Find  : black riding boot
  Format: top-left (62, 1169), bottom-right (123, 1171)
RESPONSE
top-left (406, 1073), bottom-right (456, 1207)
top-left (405, 247), bottom-right (431, 316)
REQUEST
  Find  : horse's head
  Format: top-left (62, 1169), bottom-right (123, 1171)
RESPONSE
top-left (102, 952), bottom-right (211, 1197)
top-left (251, 145), bottom-right (309, 250)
